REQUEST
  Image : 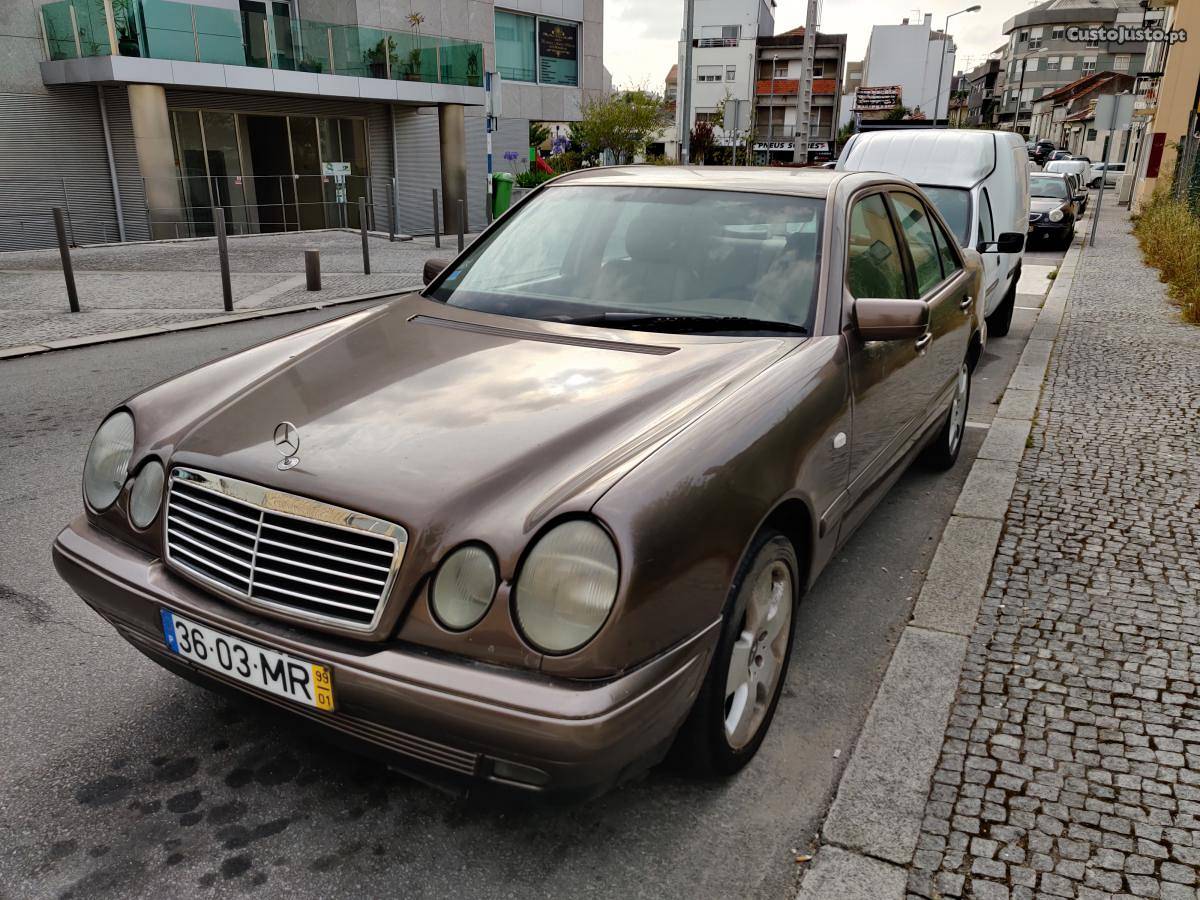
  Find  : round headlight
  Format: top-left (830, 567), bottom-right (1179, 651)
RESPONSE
top-left (514, 520), bottom-right (619, 654)
top-left (1049, 208), bottom-right (1064, 222)
top-left (83, 412), bottom-right (134, 511)
top-left (430, 545), bottom-right (498, 630)
top-left (129, 459), bottom-right (165, 529)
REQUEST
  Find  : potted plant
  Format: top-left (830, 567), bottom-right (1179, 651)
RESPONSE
top-left (363, 36), bottom-right (397, 79)
top-left (297, 55), bottom-right (325, 73)
top-left (467, 48), bottom-right (480, 86)
top-left (403, 12), bottom-right (426, 82)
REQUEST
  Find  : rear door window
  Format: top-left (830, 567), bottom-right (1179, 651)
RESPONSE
top-left (846, 194), bottom-right (910, 300)
top-left (889, 192), bottom-right (944, 296)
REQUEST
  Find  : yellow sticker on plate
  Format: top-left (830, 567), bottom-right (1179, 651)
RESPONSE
top-left (312, 664), bottom-right (335, 711)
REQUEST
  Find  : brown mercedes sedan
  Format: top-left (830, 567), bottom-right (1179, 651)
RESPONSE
top-left (54, 167), bottom-right (987, 798)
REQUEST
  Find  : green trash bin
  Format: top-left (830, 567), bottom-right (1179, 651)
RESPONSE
top-left (492, 172), bottom-right (515, 216)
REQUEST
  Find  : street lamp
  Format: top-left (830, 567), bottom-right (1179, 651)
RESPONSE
top-left (1014, 47), bottom-right (1047, 137)
top-left (935, 5), bottom-right (981, 127)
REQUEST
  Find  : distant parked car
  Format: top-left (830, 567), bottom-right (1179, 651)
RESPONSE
top-left (1088, 161), bottom-right (1126, 188)
top-left (1044, 159), bottom-right (1091, 214)
top-left (1028, 172), bottom-right (1078, 248)
top-left (1033, 140), bottom-right (1056, 164)
top-left (837, 129), bottom-right (1029, 337)
top-left (1048, 150), bottom-right (1072, 161)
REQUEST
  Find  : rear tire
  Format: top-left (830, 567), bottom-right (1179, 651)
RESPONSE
top-left (986, 276), bottom-right (1017, 338)
top-left (921, 360), bottom-right (971, 470)
top-left (674, 530), bottom-right (799, 776)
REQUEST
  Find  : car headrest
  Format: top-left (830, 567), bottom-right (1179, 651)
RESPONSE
top-left (626, 206), bottom-right (682, 263)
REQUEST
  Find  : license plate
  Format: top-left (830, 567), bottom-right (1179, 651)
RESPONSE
top-left (160, 609), bottom-right (334, 712)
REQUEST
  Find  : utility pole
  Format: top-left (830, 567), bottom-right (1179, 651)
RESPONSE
top-left (680, 0), bottom-right (695, 164)
top-left (793, 0), bottom-right (820, 164)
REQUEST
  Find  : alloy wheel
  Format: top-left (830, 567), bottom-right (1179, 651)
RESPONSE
top-left (723, 558), bottom-right (793, 750)
top-left (948, 362), bottom-right (969, 456)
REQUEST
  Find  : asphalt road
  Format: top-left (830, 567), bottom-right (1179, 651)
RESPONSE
top-left (0, 256), bottom-right (1060, 899)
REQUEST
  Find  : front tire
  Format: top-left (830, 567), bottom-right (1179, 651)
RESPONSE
top-left (921, 360), bottom-right (971, 470)
top-left (675, 530), bottom-right (799, 776)
top-left (986, 276), bottom-right (1017, 338)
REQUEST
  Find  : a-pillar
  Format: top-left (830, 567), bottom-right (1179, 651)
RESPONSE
top-left (439, 104), bottom-right (468, 236)
top-left (127, 84), bottom-right (184, 239)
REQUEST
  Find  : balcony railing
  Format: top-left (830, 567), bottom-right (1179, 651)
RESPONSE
top-left (755, 125), bottom-right (796, 139)
top-left (40, 0), bottom-right (483, 87)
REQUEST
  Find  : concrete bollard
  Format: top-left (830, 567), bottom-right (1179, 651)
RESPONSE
top-left (305, 249), bottom-right (321, 291)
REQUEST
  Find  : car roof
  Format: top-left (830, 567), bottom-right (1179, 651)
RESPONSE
top-left (839, 130), bottom-right (1003, 188)
top-left (550, 165), bottom-right (884, 199)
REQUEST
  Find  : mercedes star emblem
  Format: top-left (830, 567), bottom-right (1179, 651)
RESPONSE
top-left (274, 421), bottom-right (300, 470)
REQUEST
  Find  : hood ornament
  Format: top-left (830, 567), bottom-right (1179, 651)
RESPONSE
top-left (274, 421), bottom-right (300, 471)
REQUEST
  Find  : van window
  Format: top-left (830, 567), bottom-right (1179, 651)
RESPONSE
top-left (978, 188), bottom-right (995, 249)
top-left (847, 194), bottom-right (909, 300)
top-left (889, 192), bottom-right (944, 296)
top-left (920, 186), bottom-right (971, 247)
top-left (932, 217), bottom-right (963, 279)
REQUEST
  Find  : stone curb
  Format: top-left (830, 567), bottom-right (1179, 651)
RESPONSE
top-left (0, 287), bottom-right (416, 362)
top-left (796, 240), bottom-right (1084, 898)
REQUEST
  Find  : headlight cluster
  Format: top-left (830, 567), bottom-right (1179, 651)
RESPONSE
top-left (429, 519), bottom-right (619, 654)
top-left (1049, 208), bottom-right (1065, 222)
top-left (82, 411), bottom-right (165, 528)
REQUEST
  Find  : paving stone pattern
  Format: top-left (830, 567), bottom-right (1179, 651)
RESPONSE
top-left (906, 212), bottom-right (1200, 899)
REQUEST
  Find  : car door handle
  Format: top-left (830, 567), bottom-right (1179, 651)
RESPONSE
top-left (915, 332), bottom-right (933, 353)
top-left (960, 295), bottom-right (973, 313)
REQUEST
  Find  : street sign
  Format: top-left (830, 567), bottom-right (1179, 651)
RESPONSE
top-left (322, 162), bottom-right (351, 177)
top-left (1092, 94), bottom-right (1136, 133)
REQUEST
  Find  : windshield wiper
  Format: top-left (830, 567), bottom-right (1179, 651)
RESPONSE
top-left (550, 312), bottom-right (808, 335)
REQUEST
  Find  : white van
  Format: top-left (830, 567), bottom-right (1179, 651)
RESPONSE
top-left (836, 130), bottom-right (1030, 337)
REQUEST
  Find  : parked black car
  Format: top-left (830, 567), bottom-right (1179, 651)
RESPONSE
top-left (1027, 172), bottom-right (1077, 249)
top-left (1033, 141), bottom-right (1057, 165)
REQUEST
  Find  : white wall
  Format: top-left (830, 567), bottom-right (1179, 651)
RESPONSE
top-left (862, 19), bottom-right (956, 120)
top-left (677, 0), bottom-right (771, 137)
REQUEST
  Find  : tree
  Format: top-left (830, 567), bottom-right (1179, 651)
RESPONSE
top-left (569, 90), bottom-right (669, 164)
top-left (689, 120), bottom-right (715, 164)
top-left (529, 121), bottom-right (551, 150)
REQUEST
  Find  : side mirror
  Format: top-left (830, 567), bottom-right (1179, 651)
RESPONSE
top-left (853, 298), bottom-right (929, 341)
top-left (977, 232), bottom-right (1025, 254)
top-left (423, 257), bottom-right (453, 286)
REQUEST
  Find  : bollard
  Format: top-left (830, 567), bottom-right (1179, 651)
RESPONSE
top-left (305, 249), bottom-right (321, 291)
top-left (432, 188), bottom-right (441, 249)
top-left (359, 196), bottom-right (370, 275)
top-left (457, 199), bottom-right (464, 254)
top-left (53, 208), bottom-right (79, 313)
top-left (215, 207), bottom-right (233, 312)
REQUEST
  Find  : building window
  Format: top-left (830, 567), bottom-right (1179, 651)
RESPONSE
top-left (698, 25), bottom-right (740, 47)
top-left (1052, 26), bottom-right (1065, 40)
top-left (726, 65), bottom-right (736, 81)
top-left (1082, 56), bottom-right (1097, 76)
top-left (695, 111), bottom-right (719, 124)
top-left (1021, 87), bottom-right (1033, 108)
top-left (495, 11), bottom-right (580, 87)
top-left (1018, 29), bottom-right (1029, 42)
top-left (1087, 128), bottom-right (1097, 141)
top-left (698, 65), bottom-right (723, 82)
top-left (495, 11), bottom-right (537, 83)
top-left (1046, 57), bottom-right (1060, 71)
top-left (1026, 58), bottom-right (1039, 72)
top-left (1060, 56), bottom-right (1074, 70)
top-left (1113, 54), bottom-right (1131, 71)
top-left (811, 63), bottom-right (824, 77)
top-left (1029, 26), bottom-right (1043, 49)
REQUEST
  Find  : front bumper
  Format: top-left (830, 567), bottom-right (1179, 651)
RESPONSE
top-left (1028, 217), bottom-right (1074, 239)
top-left (52, 516), bottom-right (716, 798)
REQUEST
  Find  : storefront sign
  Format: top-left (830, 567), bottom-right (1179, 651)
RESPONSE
top-left (538, 19), bottom-right (579, 86)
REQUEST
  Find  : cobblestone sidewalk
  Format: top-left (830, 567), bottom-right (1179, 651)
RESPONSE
top-left (906, 205), bottom-right (1200, 899)
top-left (0, 230), bottom-right (468, 353)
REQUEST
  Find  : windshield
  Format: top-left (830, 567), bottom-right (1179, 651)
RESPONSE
top-left (920, 186), bottom-right (971, 246)
top-left (1030, 176), bottom-right (1069, 200)
top-left (428, 185), bottom-right (824, 332)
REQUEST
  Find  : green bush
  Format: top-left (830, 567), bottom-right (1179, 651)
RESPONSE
top-left (1133, 189), bottom-right (1200, 324)
top-left (516, 170), bottom-right (554, 189)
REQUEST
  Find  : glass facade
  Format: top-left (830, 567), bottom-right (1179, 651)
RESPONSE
top-left (164, 108), bottom-right (370, 238)
top-left (495, 9), bottom-right (579, 87)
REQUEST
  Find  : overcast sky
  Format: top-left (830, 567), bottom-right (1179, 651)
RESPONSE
top-left (603, 0), bottom-right (1035, 91)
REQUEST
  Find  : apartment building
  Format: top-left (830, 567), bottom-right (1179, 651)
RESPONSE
top-left (995, 0), bottom-right (1151, 136)
top-left (966, 56), bottom-right (1002, 128)
top-left (2, 0), bottom-right (605, 250)
top-left (859, 15), bottom-right (956, 123)
top-left (676, 0), bottom-right (776, 148)
top-left (754, 26), bottom-right (845, 163)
